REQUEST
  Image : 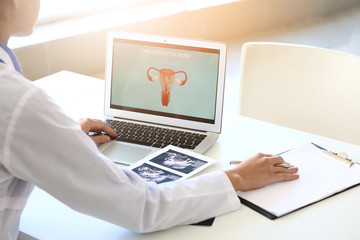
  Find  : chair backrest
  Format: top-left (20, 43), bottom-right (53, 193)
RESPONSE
top-left (239, 42), bottom-right (360, 145)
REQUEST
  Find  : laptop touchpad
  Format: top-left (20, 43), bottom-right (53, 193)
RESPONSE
top-left (102, 142), bottom-right (154, 165)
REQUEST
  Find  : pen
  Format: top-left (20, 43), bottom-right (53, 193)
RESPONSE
top-left (275, 163), bottom-right (295, 169)
top-left (229, 160), bottom-right (242, 165)
top-left (229, 161), bottom-right (295, 168)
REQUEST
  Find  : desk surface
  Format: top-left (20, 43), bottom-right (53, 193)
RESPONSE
top-left (20, 71), bottom-right (360, 240)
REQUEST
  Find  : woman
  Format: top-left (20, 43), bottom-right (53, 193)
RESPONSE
top-left (0, 1), bottom-right (299, 239)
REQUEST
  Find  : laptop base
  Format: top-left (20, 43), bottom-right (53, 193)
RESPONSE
top-left (101, 142), bottom-right (155, 165)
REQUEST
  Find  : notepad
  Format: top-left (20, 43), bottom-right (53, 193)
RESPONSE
top-left (237, 142), bottom-right (360, 219)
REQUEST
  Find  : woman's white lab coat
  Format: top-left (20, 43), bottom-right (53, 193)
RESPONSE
top-left (0, 49), bottom-right (240, 239)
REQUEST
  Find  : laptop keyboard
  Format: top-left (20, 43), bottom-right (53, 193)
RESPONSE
top-left (105, 119), bottom-right (207, 150)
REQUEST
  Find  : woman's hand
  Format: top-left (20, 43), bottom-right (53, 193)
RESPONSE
top-left (224, 153), bottom-right (299, 192)
top-left (79, 118), bottom-right (117, 144)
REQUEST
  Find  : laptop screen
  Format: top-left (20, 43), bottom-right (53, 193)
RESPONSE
top-left (105, 32), bottom-right (226, 133)
top-left (110, 39), bottom-right (220, 124)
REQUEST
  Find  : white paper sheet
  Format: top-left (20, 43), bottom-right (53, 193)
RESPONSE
top-left (128, 145), bottom-right (216, 184)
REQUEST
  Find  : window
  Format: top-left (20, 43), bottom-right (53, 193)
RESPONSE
top-left (8, 0), bottom-right (240, 48)
top-left (37, 0), bottom-right (158, 25)
top-left (38, 0), bottom-right (240, 25)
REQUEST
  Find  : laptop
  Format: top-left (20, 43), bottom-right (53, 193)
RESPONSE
top-left (98, 31), bottom-right (227, 165)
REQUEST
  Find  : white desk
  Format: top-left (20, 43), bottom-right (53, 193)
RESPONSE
top-left (20, 71), bottom-right (360, 240)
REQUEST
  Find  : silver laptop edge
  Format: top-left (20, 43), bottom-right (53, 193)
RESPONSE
top-left (100, 32), bottom-right (226, 164)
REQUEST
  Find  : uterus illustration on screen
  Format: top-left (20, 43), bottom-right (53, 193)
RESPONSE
top-left (147, 67), bottom-right (188, 106)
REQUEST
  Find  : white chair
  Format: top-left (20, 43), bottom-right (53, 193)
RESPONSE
top-left (239, 42), bottom-right (360, 145)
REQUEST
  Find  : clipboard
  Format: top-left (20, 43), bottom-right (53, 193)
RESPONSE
top-left (237, 142), bottom-right (360, 219)
top-left (238, 183), bottom-right (360, 220)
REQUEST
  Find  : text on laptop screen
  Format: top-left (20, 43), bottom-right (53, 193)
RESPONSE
top-left (110, 39), bottom-right (220, 124)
